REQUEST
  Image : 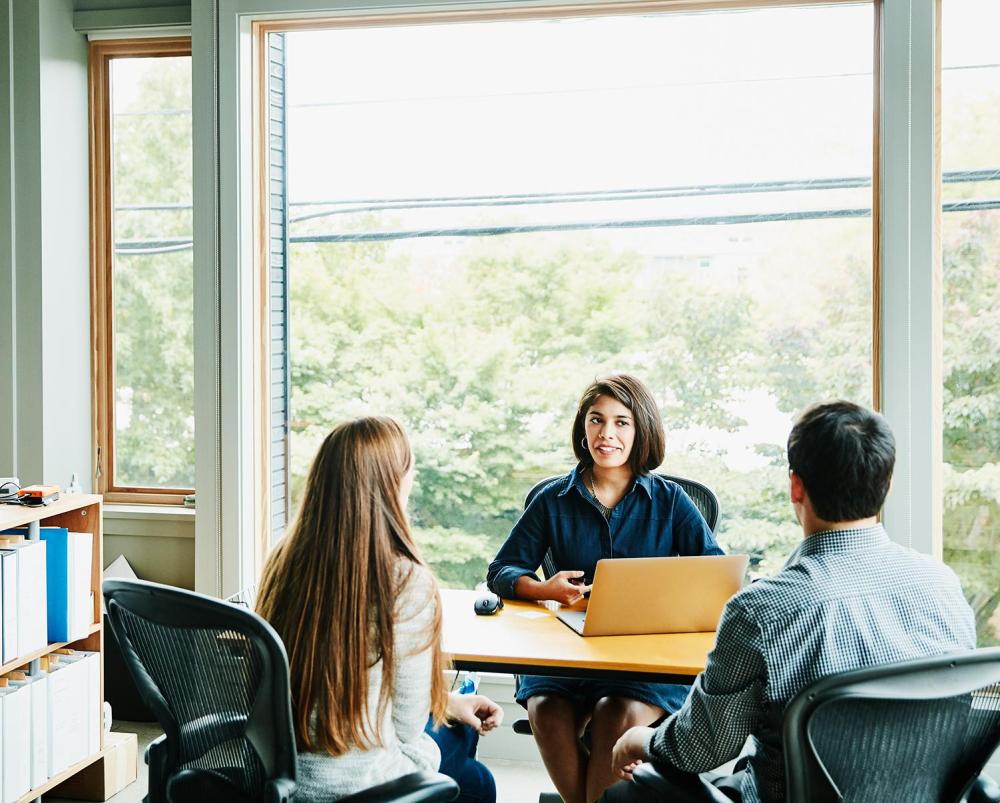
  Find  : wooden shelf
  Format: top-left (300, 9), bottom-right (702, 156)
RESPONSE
top-left (2, 494), bottom-right (106, 801)
top-left (0, 494), bottom-right (102, 531)
top-left (15, 743), bottom-right (109, 803)
top-left (0, 621), bottom-right (102, 675)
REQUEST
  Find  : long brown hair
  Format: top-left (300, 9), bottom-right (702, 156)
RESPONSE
top-left (256, 416), bottom-right (448, 755)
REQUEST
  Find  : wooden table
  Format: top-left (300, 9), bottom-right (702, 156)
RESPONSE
top-left (441, 589), bottom-right (715, 683)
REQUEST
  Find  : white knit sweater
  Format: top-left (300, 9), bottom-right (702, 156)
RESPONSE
top-left (294, 562), bottom-right (442, 801)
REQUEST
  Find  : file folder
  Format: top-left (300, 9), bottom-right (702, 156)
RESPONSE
top-left (29, 671), bottom-right (49, 788)
top-left (1, 678), bottom-right (32, 803)
top-left (47, 656), bottom-right (90, 775)
top-left (0, 550), bottom-right (16, 663)
top-left (13, 540), bottom-right (47, 655)
top-left (86, 651), bottom-right (101, 754)
top-left (40, 528), bottom-right (92, 642)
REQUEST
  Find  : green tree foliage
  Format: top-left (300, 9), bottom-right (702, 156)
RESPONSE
top-left (288, 217), bottom-right (872, 589)
top-left (288, 201), bottom-right (999, 648)
top-left (112, 57), bottom-right (194, 488)
top-left (938, 77), bottom-right (1000, 646)
top-left (943, 210), bottom-right (1000, 645)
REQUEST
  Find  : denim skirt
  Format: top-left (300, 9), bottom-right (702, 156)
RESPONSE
top-left (515, 674), bottom-right (690, 714)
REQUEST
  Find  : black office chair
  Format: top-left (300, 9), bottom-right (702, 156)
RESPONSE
top-left (630, 647), bottom-right (1000, 803)
top-left (104, 579), bottom-right (459, 803)
top-left (784, 647), bottom-right (1000, 803)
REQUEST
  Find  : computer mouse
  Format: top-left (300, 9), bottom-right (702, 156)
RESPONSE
top-left (474, 592), bottom-right (504, 616)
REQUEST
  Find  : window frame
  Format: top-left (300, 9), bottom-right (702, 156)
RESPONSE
top-left (250, 1), bottom-right (885, 567)
top-left (89, 36), bottom-right (194, 506)
top-left (191, 0), bottom-right (945, 596)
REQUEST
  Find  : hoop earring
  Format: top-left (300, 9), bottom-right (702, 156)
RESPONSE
top-left (581, 436), bottom-right (588, 450)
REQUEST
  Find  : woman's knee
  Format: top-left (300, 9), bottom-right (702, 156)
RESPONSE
top-left (528, 694), bottom-right (590, 739)
top-left (592, 696), bottom-right (662, 729)
top-left (529, 694), bottom-right (571, 719)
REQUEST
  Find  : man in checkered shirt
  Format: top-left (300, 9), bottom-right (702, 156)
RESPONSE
top-left (600, 401), bottom-right (976, 803)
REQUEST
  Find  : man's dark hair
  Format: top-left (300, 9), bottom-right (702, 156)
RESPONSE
top-left (787, 401), bottom-right (895, 522)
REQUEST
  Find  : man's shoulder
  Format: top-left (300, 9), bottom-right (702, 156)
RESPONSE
top-left (728, 538), bottom-right (967, 624)
top-left (725, 571), bottom-right (805, 623)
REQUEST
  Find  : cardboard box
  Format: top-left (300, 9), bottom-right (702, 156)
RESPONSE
top-left (49, 731), bottom-right (138, 801)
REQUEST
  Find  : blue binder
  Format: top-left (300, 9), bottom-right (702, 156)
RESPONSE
top-left (39, 527), bottom-right (75, 642)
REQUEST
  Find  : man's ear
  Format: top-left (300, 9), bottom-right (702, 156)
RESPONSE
top-left (789, 470), bottom-right (807, 505)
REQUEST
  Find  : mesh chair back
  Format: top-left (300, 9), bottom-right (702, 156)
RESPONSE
top-left (524, 473), bottom-right (721, 579)
top-left (662, 475), bottom-right (719, 534)
top-left (104, 579), bottom-right (297, 800)
top-left (784, 648), bottom-right (1000, 803)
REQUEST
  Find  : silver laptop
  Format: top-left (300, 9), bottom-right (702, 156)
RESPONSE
top-left (556, 555), bottom-right (748, 636)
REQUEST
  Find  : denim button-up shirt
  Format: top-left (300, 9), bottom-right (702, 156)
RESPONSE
top-left (487, 465), bottom-right (723, 599)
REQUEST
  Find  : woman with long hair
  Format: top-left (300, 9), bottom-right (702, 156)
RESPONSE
top-left (257, 416), bottom-right (499, 801)
top-left (487, 374), bottom-right (723, 803)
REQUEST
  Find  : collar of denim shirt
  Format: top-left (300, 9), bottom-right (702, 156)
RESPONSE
top-left (555, 463), bottom-right (655, 501)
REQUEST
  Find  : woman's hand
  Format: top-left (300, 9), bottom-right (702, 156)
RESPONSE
top-left (446, 692), bottom-right (504, 733)
top-left (611, 725), bottom-right (654, 780)
top-left (541, 570), bottom-right (592, 605)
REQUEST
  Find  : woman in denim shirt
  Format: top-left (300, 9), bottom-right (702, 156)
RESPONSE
top-left (487, 374), bottom-right (723, 803)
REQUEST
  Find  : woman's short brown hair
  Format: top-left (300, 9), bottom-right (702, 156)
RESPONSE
top-left (571, 374), bottom-right (665, 474)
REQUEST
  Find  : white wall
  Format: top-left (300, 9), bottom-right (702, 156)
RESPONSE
top-left (104, 508), bottom-right (196, 589)
top-left (0, 0), bottom-right (92, 491)
top-left (0, 4), bottom-right (12, 476)
top-left (0, 0), bottom-right (192, 608)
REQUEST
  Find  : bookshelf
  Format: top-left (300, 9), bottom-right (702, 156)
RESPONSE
top-left (0, 494), bottom-right (108, 803)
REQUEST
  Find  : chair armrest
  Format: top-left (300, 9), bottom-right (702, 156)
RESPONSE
top-left (339, 771), bottom-right (459, 803)
top-left (512, 718), bottom-right (533, 735)
top-left (265, 777), bottom-right (298, 802)
top-left (969, 774), bottom-right (1000, 803)
top-left (630, 763), bottom-right (678, 794)
top-left (166, 769), bottom-right (250, 803)
top-left (145, 734), bottom-right (169, 803)
top-left (631, 762), bottom-right (730, 802)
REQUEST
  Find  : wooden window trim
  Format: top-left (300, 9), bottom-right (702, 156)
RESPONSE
top-left (252, 0), bottom-right (868, 36)
top-left (89, 37), bottom-right (193, 506)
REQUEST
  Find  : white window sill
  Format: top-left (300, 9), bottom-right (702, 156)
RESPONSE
top-left (104, 503), bottom-right (196, 522)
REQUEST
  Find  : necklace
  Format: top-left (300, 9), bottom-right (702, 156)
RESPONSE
top-left (588, 470), bottom-right (613, 513)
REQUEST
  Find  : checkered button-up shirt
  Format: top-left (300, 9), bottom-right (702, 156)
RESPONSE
top-left (646, 524), bottom-right (976, 803)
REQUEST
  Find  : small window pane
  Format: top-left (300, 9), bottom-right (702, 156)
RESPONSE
top-left (110, 55), bottom-right (194, 489)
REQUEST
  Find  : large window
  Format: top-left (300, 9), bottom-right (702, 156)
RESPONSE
top-left (941, 0), bottom-right (1000, 646)
top-left (260, 4), bottom-right (875, 586)
top-left (90, 39), bottom-right (194, 504)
